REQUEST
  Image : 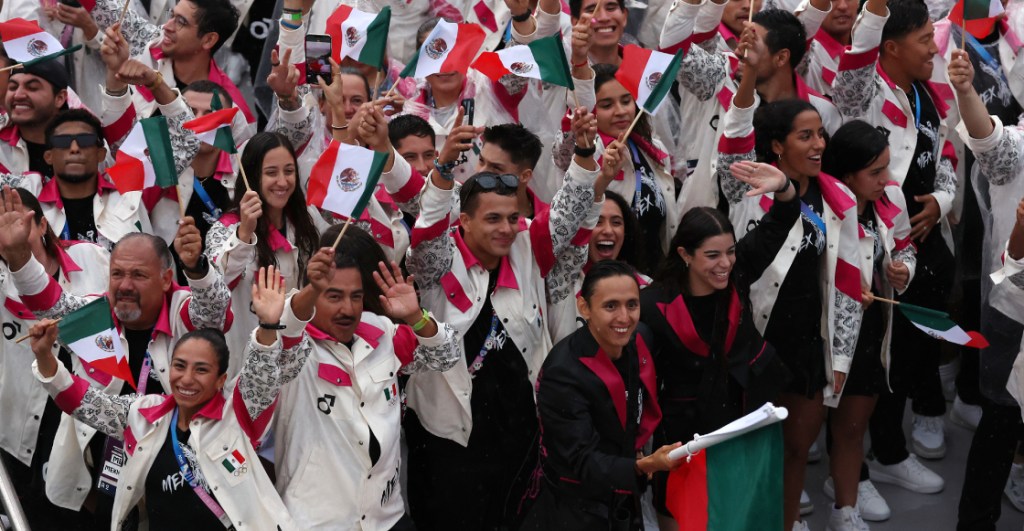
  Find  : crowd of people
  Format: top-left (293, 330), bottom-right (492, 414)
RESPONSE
top-left (1, 0), bottom-right (1024, 528)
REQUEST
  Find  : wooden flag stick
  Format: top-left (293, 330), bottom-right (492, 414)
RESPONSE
top-left (235, 153), bottom-right (253, 192)
top-left (118, 0), bottom-right (132, 26)
top-left (372, 71), bottom-right (382, 100)
top-left (571, 90), bottom-right (592, 148)
top-left (177, 184), bottom-right (188, 218)
top-left (743, 4), bottom-right (754, 58)
top-left (869, 294), bottom-right (900, 305)
top-left (15, 318), bottom-right (62, 344)
top-left (382, 82), bottom-right (398, 102)
top-left (961, 24), bottom-right (967, 51)
top-left (0, 63), bottom-right (24, 74)
top-left (331, 217), bottom-right (353, 251)
top-left (622, 108), bottom-right (645, 140)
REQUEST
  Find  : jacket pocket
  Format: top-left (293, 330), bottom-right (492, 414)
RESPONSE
top-left (316, 362), bottom-right (354, 420)
top-left (204, 432), bottom-right (250, 488)
top-left (439, 271), bottom-right (473, 312)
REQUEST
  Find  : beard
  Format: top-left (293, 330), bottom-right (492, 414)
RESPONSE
top-left (113, 290), bottom-right (142, 323)
top-left (57, 171), bottom-right (96, 184)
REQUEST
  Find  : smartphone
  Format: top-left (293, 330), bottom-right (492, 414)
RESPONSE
top-left (59, 0), bottom-right (83, 7)
top-left (461, 98), bottom-right (475, 126)
top-left (304, 34), bottom-right (332, 85)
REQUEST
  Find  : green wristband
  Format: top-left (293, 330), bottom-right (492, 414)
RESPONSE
top-left (411, 309), bottom-right (431, 332)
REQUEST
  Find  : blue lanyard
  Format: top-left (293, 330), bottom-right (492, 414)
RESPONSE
top-left (61, 221), bottom-right (70, 240)
top-left (627, 140), bottom-right (643, 200)
top-left (169, 408), bottom-right (230, 524)
top-left (801, 201), bottom-right (827, 236)
top-left (911, 83), bottom-right (922, 129)
top-left (192, 177), bottom-right (222, 219)
top-left (504, 20), bottom-right (512, 44)
top-left (963, 30), bottom-right (1008, 85)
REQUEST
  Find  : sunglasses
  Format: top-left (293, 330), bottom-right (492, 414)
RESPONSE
top-left (49, 133), bottom-right (100, 149)
top-left (470, 173), bottom-right (519, 193)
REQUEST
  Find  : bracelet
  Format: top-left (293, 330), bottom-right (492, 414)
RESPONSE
top-left (181, 255), bottom-right (209, 275)
top-left (280, 20), bottom-right (301, 30)
top-left (511, 10), bottom-right (532, 22)
top-left (574, 144), bottom-right (597, 158)
top-left (105, 86), bottom-right (129, 97)
top-left (145, 71), bottom-right (164, 91)
top-left (572, 59), bottom-right (589, 69)
top-left (777, 177), bottom-right (791, 195)
top-left (410, 309), bottom-right (431, 332)
top-left (259, 322), bottom-right (287, 330)
top-left (330, 124), bottom-right (349, 130)
top-left (433, 158), bottom-right (456, 181)
top-left (281, 6), bottom-right (303, 13)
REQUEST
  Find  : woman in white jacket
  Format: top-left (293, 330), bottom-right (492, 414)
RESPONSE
top-left (26, 268), bottom-right (299, 531)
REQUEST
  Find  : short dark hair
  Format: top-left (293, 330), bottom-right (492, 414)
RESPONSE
top-left (183, 79), bottom-right (233, 108)
top-left (113, 233), bottom-right (174, 270)
top-left (753, 99), bottom-right (819, 164)
top-left (882, 0), bottom-right (930, 45)
top-left (389, 114), bottom-right (436, 147)
top-left (580, 260), bottom-right (638, 302)
top-left (319, 224), bottom-right (388, 315)
top-left (189, 0), bottom-right (241, 54)
top-left (569, 0), bottom-right (626, 19)
top-left (753, 9), bottom-right (807, 69)
top-left (174, 328), bottom-right (230, 375)
top-left (45, 109), bottom-right (103, 148)
top-left (481, 124), bottom-right (543, 171)
top-left (822, 120), bottom-right (889, 180)
top-left (459, 172), bottom-right (518, 216)
top-left (416, 18), bottom-right (440, 49)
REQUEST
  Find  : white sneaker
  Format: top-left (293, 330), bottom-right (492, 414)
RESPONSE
top-left (939, 361), bottom-right (958, 402)
top-left (1005, 463), bottom-right (1024, 513)
top-left (793, 520), bottom-right (810, 531)
top-left (867, 455), bottom-right (944, 493)
top-left (950, 395), bottom-right (982, 431)
top-left (911, 415), bottom-right (947, 459)
top-left (809, 441), bottom-right (823, 463)
top-left (800, 489), bottom-right (814, 515)
top-left (826, 505), bottom-right (870, 531)
top-left (822, 477), bottom-right (891, 521)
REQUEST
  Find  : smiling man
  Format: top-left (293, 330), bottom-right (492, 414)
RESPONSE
top-left (1, 58), bottom-right (68, 178)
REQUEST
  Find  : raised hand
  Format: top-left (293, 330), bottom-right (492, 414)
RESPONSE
top-left (570, 13), bottom-right (594, 66)
top-left (730, 161), bottom-right (793, 199)
top-left (948, 49), bottom-right (975, 95)
top-left (237, 190), bottom-right (263, 244)
top-left (373, 261), bottom-right (422, 324)
top-left (267, 48), bottom-right (299, 109)
top-left (317, 57), bottom-right (347, 124)
top-left (100, 23), bottom-right (130, 75)
top-left (438, 106), bottom-right (483, 166)
top-left (28, 319), bottom-right (61, 378)
top-left (0, 186), bottom-right (35, 270)
top-left (252, 265), bottom-right (287, 325)
top-left (598, 137), bottom-right (626, 196)
top-left (571, 107), bottom-right (597, 148)
top-left (355, 102), bottom-right (391, 152)
top-left (174, 217), bottom-right (203, 272)
top-left (116, 59), bottom-right (160, 87)
top-left (306, 247), bottom-right (335, 293)
top-left (45, 2), bottom-right (99, 40)
top-left (737, 23), bottom-right (762, 68)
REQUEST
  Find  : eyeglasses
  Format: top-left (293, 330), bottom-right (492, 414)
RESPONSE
top-left (166, 14), bottom-right (192, 29)
top-left (470, 172), bottom-right (519, 192)
top-left (49, 133), bottom-right (99, 149)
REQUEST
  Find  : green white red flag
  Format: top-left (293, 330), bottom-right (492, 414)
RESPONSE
top-left (898, 303), bottom-right (989, 348)
top-left (400, 20), bottom-right (486, 80)
top-left (182, 108), bottom-right (242, 154)
top-left (59, 298), bottom-right (134, 389)
top-left (615, 44), bottom-right (682, 115)
top-left (0, 18), bottom-right (63, 63)
top-left (106, 116), bottom-right (177, 195)
top-left (325, 5), bottom-right (390, 70)
top-left (307, 140), bottom-right (388, 219)
top-left (471, 33), bottom-right (574, 89)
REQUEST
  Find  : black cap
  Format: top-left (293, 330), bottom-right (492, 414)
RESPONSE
top-left (18, 58), bottom-right (69, 92)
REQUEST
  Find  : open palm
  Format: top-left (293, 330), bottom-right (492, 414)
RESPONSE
top-left (373, 261), bottom-right (420, 322)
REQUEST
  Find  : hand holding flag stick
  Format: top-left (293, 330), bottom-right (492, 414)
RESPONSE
top-left (15, 318), bottom-right (61, 344)
top-left (118, 0), bottom-right (133, 26)
top-left (668, 403), bottom-right (789, 462)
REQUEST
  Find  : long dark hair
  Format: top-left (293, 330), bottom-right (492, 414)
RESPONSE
top-left (592, 63), bottom-right (653, 142)
top-left (230, 133), bottom-right (319, 276)
top-left (597, 190), bottom-right (642, 270)
top-left (752, 99), bottom-right (819, 164)
top-left (320, 224), bottom-right (388, 316)
top-left (14, 187), bottom-right (62, 266)
top-left (654, 207), bottom-right (736, 363)
top-left (822, 120), bottom-right (889, 179)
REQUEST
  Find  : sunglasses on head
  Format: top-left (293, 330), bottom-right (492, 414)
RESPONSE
top-left (470, 173), bottom-right (519, 192)
top-left (49, 133), bottom-right (100, 149)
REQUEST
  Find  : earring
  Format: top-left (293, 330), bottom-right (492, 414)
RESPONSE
top-left (684, 261), bottom-right (690, 268)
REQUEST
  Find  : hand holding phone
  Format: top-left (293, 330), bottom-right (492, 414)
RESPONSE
top-left (304, 35), bottom-right (332, 85)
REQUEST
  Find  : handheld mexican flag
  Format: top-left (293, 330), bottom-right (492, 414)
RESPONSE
top-left (59, 298), bottom-right (134, 389)
top-left (616, 44), bottom-right (682, 115)
top-left (183, 108), bottom-right (241, 154)
top-left (471, 33), bottom-right (574, 89)
top-left (326, 5), bottom-right (390, 70)
top-left (106, 116), bottom-right (177, 195)
top-left (0, 18), bottom-right (64, 63)
top-left (898, 302), bottom-right (989, 348)
top-left (666, 405), bottom-right (785, 531)
top-left (949, 0), bottom-right (1004, 23)
top-left (307, 140), bottom-right (388, 219)
top-left (400, 20), bottom-right (486, 80)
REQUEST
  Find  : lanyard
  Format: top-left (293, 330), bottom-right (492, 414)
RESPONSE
top-left (192, 178), bottom-right (222, 219)
top-left (61, 221), bottom-right (70, 241)
top-left (963, 30), bottom-right (1009, 86)
top-left (627, 140), bottom-right (643, 201)
top-left (801, 201), bottom-right (827, 236)
top-left (137, 351), bottom-right (153, 394)
top-left (170, 408), bottom-right (232, 528)
top-left (910, 83), bottom-right (922, 129)
top-left (466, 312), bottom-right (500, 378)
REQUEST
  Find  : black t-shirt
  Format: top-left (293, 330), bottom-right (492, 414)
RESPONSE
top-left (612, 347), bottom-right (641, 436)
top-left (967, 29), bottom-right (1023, 127)
top-left (123, 327), bottom-right (165, 396)
top-left (25, 140), bottom-right (53, 179)
top-left (144, 426), bottom-right (224, 531)
top-left (60, 195), bottom-right (100, 244)
top-left (903, 81), bottom-right (941, 220)
top-left (764, 179), bottom-right (825, 344)
top-left (463, 268), bottom-right (536, 450)
top-left (629, 140), bottom-right (667, 271)
top-left (28, 344), bottom-right (75, 497)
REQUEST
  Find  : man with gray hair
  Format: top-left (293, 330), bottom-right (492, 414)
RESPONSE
top-left (0, 186), bottom-right (232, 515)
